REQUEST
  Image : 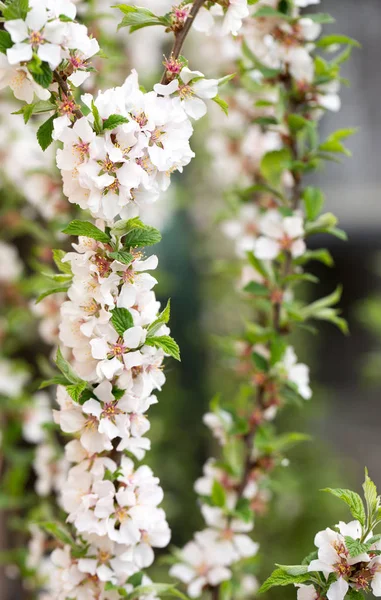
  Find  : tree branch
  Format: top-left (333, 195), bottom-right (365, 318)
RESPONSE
top-left (161, 0), bottom-right (207, 84)
top-left (53, 70), bottom-right (84, 120)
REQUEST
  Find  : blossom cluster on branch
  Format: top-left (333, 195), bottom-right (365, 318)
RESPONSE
top-left (262, 471), bottom-right (381, 600)
top-left (168, 0), bottom-right (360, 598)
top-left (0, 0), bottom-right (246, 597)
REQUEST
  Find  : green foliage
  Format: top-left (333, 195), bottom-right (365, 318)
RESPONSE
top-left (145, 335), bottom-right (181, 361)
top-left (113, 5), bottom-right (171, 32)
top-left (259, 568), bottom-right (312, 593)
top-left (52, 249), bottom-right (72, 275)
top-left (102, 114), bottom-right (130, 131)
top-left (62, 220), bottom-right (111, 243)
top-left (123, 224), bottom-right (162, 248)
top-left (211, 480), bottom-right (227, 508)
top-left (91, 99), bottom-right (103, 134)
top-left (111, 307), bottom-right (134, 336)
top-left (55, 347), bottom-right (85, 386)
top-left (37, 115), bottom-right (56, 151)
top-left (13, 99), bottom-right (55, 124)
top-left (260, 149), bottom-right (292, 187)
top-left (148, 300), bottom-right (171, 337)
top-left (321, 488), bottom-right (366, 525)
top-left (303, 187), bottom-right (325, 221)
top-left (111, 217), bottom-right (161, 248)
top-left (108, 250), bottom-right (134, 265)
top-left (0, 30), bottom-right (12, 53)
top-left (212, 95), bottom-right (229, 115)
top-left (319, 129), bottom-right (357, 157)
top-left (29, 61), bottom-right (53, 89)
top-left (343, 536), bottom-right (369, 558)
top-left (2, 0), bottom-right (29, 20)
top-left (300, 286), bottom-right (348, 334)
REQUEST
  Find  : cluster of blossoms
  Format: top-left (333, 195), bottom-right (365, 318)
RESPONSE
top-left (171, 0), bottom-right (355, 597)
top-left (0, 0), bottom-right (99, 103)
top-left (263, 474), bottom-right (381, 599)
top-left (0, 0), bottom-right (238, 594)
top-left (301, 520), bottom-right (381, 600)
top-left (55, 66), bottom-right (221, 221)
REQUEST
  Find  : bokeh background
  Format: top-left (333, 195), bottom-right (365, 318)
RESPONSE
top-left (1, 0), bottom-right (381, 598)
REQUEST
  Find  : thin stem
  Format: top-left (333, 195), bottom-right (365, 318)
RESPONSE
top-left (161, 0), bottom-right (207, 84)
top-left (53, 70), bottom-right (84, 120)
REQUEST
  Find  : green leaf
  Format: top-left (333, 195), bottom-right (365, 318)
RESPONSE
top-left (39, 375), bottom-right (70, 389)
top-left (148, 300), bottom-right (171, 337)
top-left (258, 568), bottom-right (311, 593)
top-left (36, 284), bottom-right (70, 304)
top-left (303, 12), bottom-right (335, 24)
top-left (30, 61), bottom-right (53, 89)
top-left (211, 480), bottom-right (227, 508)
top-left (37, 115), bottom-right (55, 151)
top-left (303, 187), bottom-right (325, 221)
top-left (108, 250), bottom-right (134, 265)
top-left (363, 468), bottom-right (380, 521)
top-left (103, 114), bottom-right (130, 131)
top-left (111, 307), bottom-right (134, 336)
top-left (260, 149), bottom-right (292, 187)
top-left (66, 381), bottom-right (88, 403)
top-left (344, 536), bottom-right (369, 559)
top-left (145, 335), bottom-right (181, 361)
top-left (296, 249), bottom-right (334, 268)
top-left (252, 351), bottom-right (269, 372)
top-left (39, 521), bottom-right (76, 547)
top-left (0, 30), bottom-right (12, 53)
top-left (253, 116), bottom-right (279, 127)
top-left (288, 114), bottom-right (312, 134)
top-left (111, 217), bottom-right (145, 237)
top-left (244, 281), bottom-right (269, 297)
top-left (127, 572), bottom-right (144, 587)
top-left (316, 35), bottom-right (361, 49)
top-left (92, 99), bottom-right (103, 134)
top-left (123, 225), bottom-right (162, 248)
top-left (55, 348), bottom-right (84, 386)
top-left (212, 95), bottom-right (229, 115)
top-left (2, 0), bottom-right (29, 20)
top-left (346, 589), bottom-right (364, 599)
top-left (319, 129), bottom-right (357, 157)
top-left (52, 249), bottom-right (72, 275)
top-left (321, 488), bottom-right (366, 525)
top-left (62, 220), bottom-right (110, 243)
top-left (305, 213), bottom-right (347, 240)
top-left (13, 99), bottom-right (55, 123)
top-left (270, 336), bottom-right (287, 366)
top-left (114, 5), bottom-right (171, 32)
top-left (275, 565), bottom-right (309, 576)
top-left (247, 251), bottom-right (271, 279)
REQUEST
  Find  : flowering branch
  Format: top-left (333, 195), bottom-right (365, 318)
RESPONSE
top-left (0, 0), bottom-right (244, 597)
top-left (161, 0), bottom-right (207, 84)
top-left (169, 0), bottom-right (359, 598)
top-left (261, 470), bottom-right (381, 599)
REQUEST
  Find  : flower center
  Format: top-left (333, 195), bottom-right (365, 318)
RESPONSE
top-left (110, 342), bottom-right (126, 358)
top-left (74, 140), bottom-right (90, 162)
top-left (133, 112), bottom-right (148, 128)
top-left (101, 402), bottom-right (122, 421)
top-left (98, 550), bottom-right (111, 564)
top-left (85, 415), bottom-right (98, 431)
top-left (178, 84), bottom-right (194, 99)
top-left (29, 30), bottom-right (44, 46)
